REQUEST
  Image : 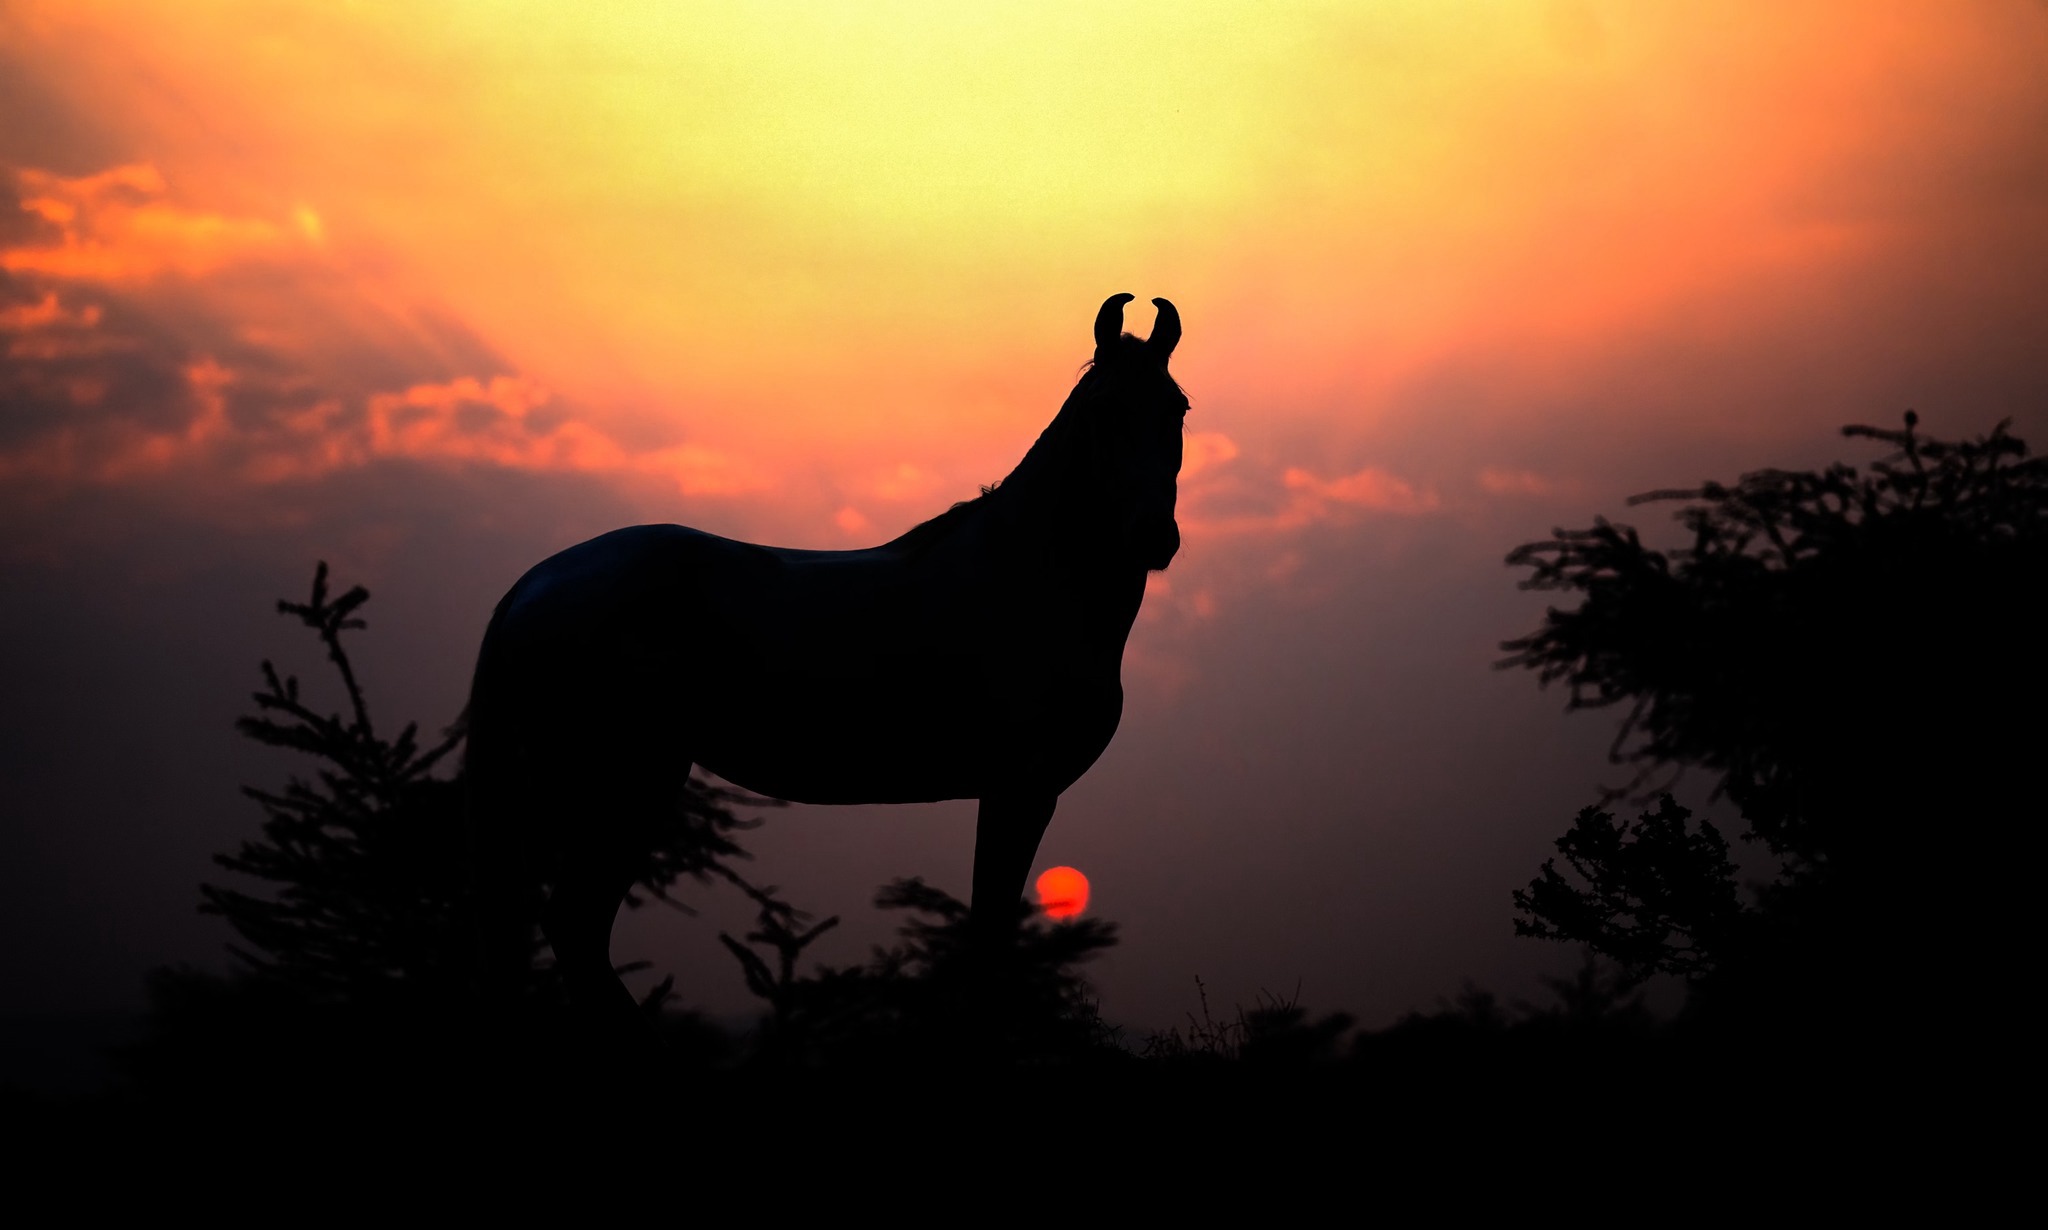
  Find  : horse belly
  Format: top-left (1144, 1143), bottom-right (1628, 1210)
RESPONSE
top-left (692, 673), bottom-right (989, 805)
top-left (691, 655), bottom-right (1123, 807)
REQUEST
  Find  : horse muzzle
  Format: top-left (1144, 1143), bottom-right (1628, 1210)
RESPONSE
top-left (1127, 516), bottom-right (1181, 571)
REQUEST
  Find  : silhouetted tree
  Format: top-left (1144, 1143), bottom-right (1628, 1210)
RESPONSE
top-left (202, 563), bottom-right (480, 1007)
top-left (1503, 416), bottom-right (2047, 1033)
top-left (718, 889), bottom-right (840, 1039)
top-left (206, 563), bottom-right (771, 1006)
top-left (1524, 952), bottom-right (1654, 1031)
top-left (721, 877), bottom-right (1124, 1067)
top-left (130, 563), bottom-right (774, 1098)
top-left (1512, 795), bottom-right (1747, 986)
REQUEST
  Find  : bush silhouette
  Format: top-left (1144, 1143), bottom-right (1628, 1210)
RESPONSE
top-left (127, 564), bottom-right (773, 1099)
top-left (202, 564), bottom-right (483, 1008)
top-left (1513, 795), bottom-right (1746, 986)
top-left (1503, 416), bottom-right (2047, 1038)
top-left (719, 877), bottom-right (1125, 1069)
top-left (1141, 978), bottom-right (1355, 1065)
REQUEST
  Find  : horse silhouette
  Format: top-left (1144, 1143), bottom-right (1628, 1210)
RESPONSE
top-left (466, 294), bottom-right (1187, 1030)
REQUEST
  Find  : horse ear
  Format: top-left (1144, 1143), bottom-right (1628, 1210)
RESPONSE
top-left (1095, 293), bottom-right (1135, 351)
top-left (1147, 297), bottom-right (1181, 361)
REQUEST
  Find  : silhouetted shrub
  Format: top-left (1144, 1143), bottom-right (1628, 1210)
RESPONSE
top-left (1143, 978), bottom-right (1355, 1064)
top-left (1513, 795), bottom-right (1747, 985)
top-left (201, 564), bottom-right (485, 1008)
top-left (721, 877), bottom-right (1125, 1068)
top-left (1348, 959), bottom-right (1661, 1091)
top-left (127, 563), bottom-right (773, 1099)
top-left (1504, 416), bottom-right (2047, 1034)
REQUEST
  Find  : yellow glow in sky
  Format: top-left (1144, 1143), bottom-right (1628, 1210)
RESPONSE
top-left (5, 1), bottom-right (2046, 539)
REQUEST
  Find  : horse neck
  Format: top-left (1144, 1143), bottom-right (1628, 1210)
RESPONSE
top-left (982, 415), bottom-right (1106, 562)
top-left (918, 375), bottom-right (1150, 628)
top-left (977, 437), bottom-right (1149, 632)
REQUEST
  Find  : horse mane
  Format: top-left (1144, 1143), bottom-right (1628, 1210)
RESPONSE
top-left (883, 358), bottom-right (1103, 556)
top-left (883, 339), bottom-right (1182, 557)
top-left (886, 486), bottom-right (999, 554)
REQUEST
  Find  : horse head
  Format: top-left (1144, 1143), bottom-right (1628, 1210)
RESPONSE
top-left (1085, 292), bottom-right (1186, 572)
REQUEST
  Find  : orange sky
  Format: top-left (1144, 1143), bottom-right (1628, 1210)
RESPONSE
top-left (8, 1), bottom-right (2045, 546)
top-left (5, 1), bottom-right (2046, 1027)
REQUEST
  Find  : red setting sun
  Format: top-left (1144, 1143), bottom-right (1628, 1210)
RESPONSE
top-left (1035, 867), bottom-right (1090, 921)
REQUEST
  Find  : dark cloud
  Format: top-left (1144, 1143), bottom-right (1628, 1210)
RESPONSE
top-left (0, 54), bottom-right (122, 183)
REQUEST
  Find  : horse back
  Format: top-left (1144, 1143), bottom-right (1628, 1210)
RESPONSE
top-left (476, 523), bottom-right (1123, 804)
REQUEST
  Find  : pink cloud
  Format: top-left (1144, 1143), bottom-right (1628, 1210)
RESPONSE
top-left (3, 164), bottom-right (309, 283)
top-left (321, 374), bottom-right (766, 494)
top-left (0, 358), bottom-right (766, 497)
top-left (1282, 465), bottom-right (1439, 515)
top-left (0, 357), bottom-right (232, 483)
top-left (0, 163), bottom-right (769, 501)
top-left (1180, 430), bottom-right (1240, 480)
top-left (1477, 466), bottom-right (1560, 497)
top-left (0, 291), bottom-right (102, 331)
top-left (0, 289), bottom-right (115, 361)
top-left (856, 461), bottom-right (950, 503)
top-left (1176, 458), bottom-right (1441, 538)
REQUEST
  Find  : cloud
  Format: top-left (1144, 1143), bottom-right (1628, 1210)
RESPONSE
top-left (1477, 466), bottom-right (1562, 498)
top-left (0, 287), bottom-right (115, 365)
top-left (0, 163), bottom-right (766, 502)
top-left (370, 376), bottom-right (592, 469)
top-left (0, 357), bottom-right (766, 498)
top-left (0, 355), bottom-right (211, 483)
top-left (1179, 461), bottom-right (1440, 539)
top-left (362, 375), bottom-right (766, 495)
top-left (856, 461), bottom-right (950, 504)
top-left (1180, 430), bottom-right (1239, 480)
top-left (1283, 466), bottom-right (1439, 517)
top-left (2, 164), bottom-right (313, 283)
top-left (0, 291), bottom-right (101, 331)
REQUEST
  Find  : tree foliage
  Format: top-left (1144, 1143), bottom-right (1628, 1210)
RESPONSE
top-left (201, 562), bottom-right (771, 1009)
top-left (1503, 416), bottom-right (2047, 1005)
top-left (719, 878), bottom-right (1125, 1067)
top-left (1512, 796), bottom-right (1745, 986)
top-left (203, 562), bottom-right (480, 1005)
top-left (1141, 977), bottom-right (1357, 1064)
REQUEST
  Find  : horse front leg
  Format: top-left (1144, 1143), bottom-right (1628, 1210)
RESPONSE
top-left (970, 792), bottom-right (1057, 946)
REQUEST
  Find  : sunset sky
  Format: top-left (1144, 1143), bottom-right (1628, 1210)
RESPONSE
top-left (4, 1), bottom-right (2045, 1032)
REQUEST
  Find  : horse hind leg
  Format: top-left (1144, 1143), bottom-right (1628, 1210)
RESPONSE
top-left (542, 845), bottom-right (644, 1030)
top-left (539, 776), bottom-right (674, 1079)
